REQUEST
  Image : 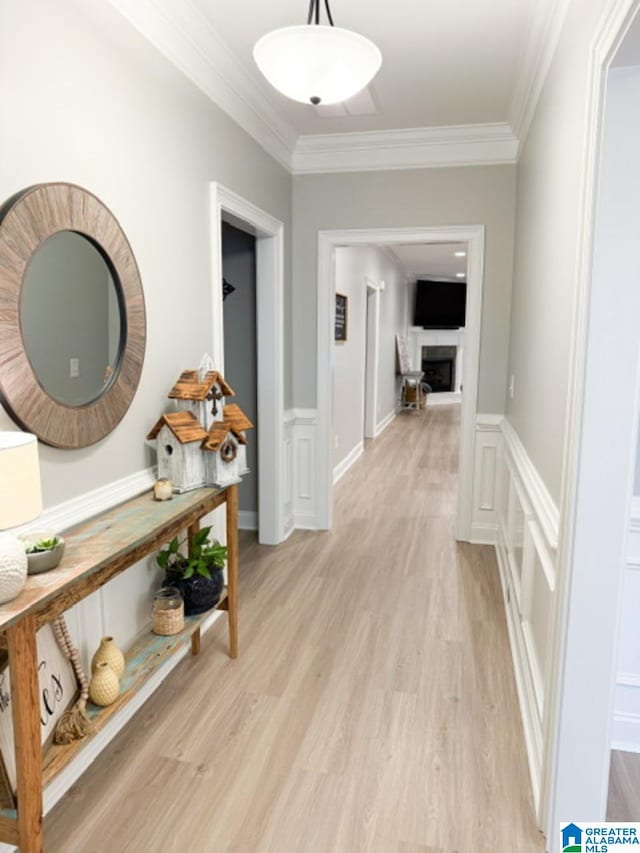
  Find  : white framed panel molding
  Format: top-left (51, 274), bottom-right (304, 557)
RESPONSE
top-left (470, 414), bottom-right (503, 545)
top-left (492, 417), bottom-right (559, 812)
top-left (287, 409), bottom-right (319, 530)
top-left (612, 497), bottom-right (640, 752)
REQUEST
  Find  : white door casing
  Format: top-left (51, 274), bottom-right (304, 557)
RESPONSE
top-left (316, 225), bottom-right (485, 539)
top-left (210, 183), bottom-right (284, 545)
top-left (364, 276), bottom-right (381, 440)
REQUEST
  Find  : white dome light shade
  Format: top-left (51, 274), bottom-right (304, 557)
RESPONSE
top-left (254, 25), bottom-right (382, 106)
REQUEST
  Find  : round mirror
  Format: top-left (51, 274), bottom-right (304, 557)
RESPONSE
top-left (20, 231), bottom-right (124, 407)
top-left (0, 183), bottom-right (146, 448)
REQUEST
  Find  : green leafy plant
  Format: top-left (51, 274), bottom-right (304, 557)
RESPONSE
top-left (25, 536), bottom-right (61, 554)
top-left (156, 526), bottom-right (227, 580)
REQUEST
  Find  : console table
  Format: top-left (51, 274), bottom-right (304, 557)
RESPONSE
top-left (0, 483), bottom-right (238, 852)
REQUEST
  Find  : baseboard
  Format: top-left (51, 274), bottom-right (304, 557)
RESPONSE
top-left (333, 441), bottom-right (364, 484)
top-left (238, 510), bottom-right (258, 531)
top-left (612, 713), bottom-right (640, 753)
top-left (374, 408), bottom-right (398, 437)
top-left (293, 512), bottom-right (320, 530)
top-left (428, 392), bottom-right (462, 406)
top-left (470, 522), bottom-right (499, 545)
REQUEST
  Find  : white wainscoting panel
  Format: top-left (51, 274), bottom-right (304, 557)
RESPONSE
top-left (470, 415), bottom-right (503, 544)
top-left (493, 417), bottom-right (559, 811)
top-left (282, 410), bottom-right (295, 539)
top-left (613, 499), bottom-right (640, 752)
top-left (291, 409), bottom-right (318, 530)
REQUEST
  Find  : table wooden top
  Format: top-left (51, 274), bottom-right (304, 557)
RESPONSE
top-left (0, 487), bottom-right (225, 632)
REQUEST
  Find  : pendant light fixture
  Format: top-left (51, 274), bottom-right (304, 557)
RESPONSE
top-left (253, 0), bottom-right (382, 106)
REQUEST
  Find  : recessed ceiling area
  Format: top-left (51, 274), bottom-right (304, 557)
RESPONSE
top-left (389, 243), bottom-right (468, 280)
top-left (192, 0), bottom-right (539, 135)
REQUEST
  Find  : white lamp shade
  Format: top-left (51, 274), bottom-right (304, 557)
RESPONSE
top-left (0, 432), bottom-right (42, 529)
top-left (254, 25), bottom-right (382, 106)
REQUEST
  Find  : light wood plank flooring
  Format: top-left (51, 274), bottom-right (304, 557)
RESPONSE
top-left (608, 750), bottom-right (640, 820)
top-left (46, 404), bottom-right (544, 852)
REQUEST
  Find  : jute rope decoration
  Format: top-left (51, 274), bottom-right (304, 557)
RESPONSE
top-left (51, 616), bottom-right (95, 744)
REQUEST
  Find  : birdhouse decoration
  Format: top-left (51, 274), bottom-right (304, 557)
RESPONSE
top-left (146, 360), bottom-right (253, 492)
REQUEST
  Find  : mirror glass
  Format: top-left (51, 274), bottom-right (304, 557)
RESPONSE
top-left (20, 231), bottom-right (124, 407)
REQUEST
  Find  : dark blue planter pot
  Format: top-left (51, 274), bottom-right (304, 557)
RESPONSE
top-left (165, 568), bottom-right (224, 616)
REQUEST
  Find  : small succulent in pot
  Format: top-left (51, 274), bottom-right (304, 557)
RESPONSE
top-left (18, 532), bottom-right (66, 575)
top-left (156, 526), bottom-right (227, 616)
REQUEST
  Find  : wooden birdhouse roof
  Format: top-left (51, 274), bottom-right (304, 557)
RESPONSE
top-left (146, 412), bottom-right (208, 444)
top-left (223, 403), bottom-right (254, 432)
top-left (168, 370), bottom-right (235, 401)
top-left (201, 422), bottom-right (248, 453)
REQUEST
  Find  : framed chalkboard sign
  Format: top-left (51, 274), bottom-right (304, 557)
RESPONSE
top-left (335, 293), bottom-right (348, 342)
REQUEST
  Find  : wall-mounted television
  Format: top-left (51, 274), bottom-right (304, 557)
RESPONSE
top-left (414, 279), bottom-right (466, 329)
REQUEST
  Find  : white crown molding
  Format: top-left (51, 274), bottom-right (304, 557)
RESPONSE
top-left (292, 123), bottom-right (519, 174)
top-left (508, 0), bottom-right (572, 146)
top-left (106, 0), bottom-right (297, 170)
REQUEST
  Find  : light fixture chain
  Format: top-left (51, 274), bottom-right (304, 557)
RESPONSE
top-left (306, 0), bottom-right (335, 26)
top-left (306, 0), bottom-right (315, 25)
top-left (323, 0), bottom-right (335, 26)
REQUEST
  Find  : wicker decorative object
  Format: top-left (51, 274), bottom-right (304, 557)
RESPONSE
top-left (152, 587), bottom-right (184, 636)
top-left (89, 661), bottom-right (120, 707)
top-left (91, 636), bottom-right (125, 678)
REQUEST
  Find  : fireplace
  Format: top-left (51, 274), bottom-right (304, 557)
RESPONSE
top-left (422, 345), bottom-right (457, 392)
top-left (422, 358), bottom-right (454, 392)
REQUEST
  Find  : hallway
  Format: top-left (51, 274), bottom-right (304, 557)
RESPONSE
top-left (46, 405), bottom-right (544, 851)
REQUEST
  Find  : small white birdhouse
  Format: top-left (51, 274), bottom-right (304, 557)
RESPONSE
top-left (201, 403), bottom-right (254, 488)
top-left (146, 412), bottom-right (208, 492)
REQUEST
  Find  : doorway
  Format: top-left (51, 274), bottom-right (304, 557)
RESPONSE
top-left (210, 183), bottom-right (284, 545)
top-left (317, 226), bottom-right (485, 539)
top-left (363, 278), bottom-right (381, 441)
top-left (222, 221), bottom-right (258, 532)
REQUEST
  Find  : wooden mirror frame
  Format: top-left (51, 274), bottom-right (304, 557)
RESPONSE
top-left (0, 183), bottom-right (146, 448)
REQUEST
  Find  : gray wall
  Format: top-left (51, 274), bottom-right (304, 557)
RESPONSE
top-left (0, 0), bottom-right (292, 508)
top-left (222, 222), bottom-right (257, 514)
top-left (292, 165), bottom-right (517, 414)
top-left (505, 0), bottom-right (610, 503)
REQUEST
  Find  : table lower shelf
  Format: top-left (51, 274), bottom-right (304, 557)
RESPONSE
top-left (0, 589), bottom-right (228, 838)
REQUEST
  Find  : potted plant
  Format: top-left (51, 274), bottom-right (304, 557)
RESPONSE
top-left (18, 532), bottom-right (65, 574)
top-left (155, 526), bottom-right (227, 616)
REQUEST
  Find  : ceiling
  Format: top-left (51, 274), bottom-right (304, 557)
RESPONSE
top-left (193, 0), bottom-right (539, 136)
top-left (389, 243), bottom-right (468, 280)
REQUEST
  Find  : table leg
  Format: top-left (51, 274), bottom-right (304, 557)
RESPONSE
top-left (226, 484), bottom-right (239, 658)
top-left (7, 614), bottom-right (43, 853)
top-left (191, 629), bottom-right (201, 656)
top-left (187, 521), bottom-right (201, 656)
